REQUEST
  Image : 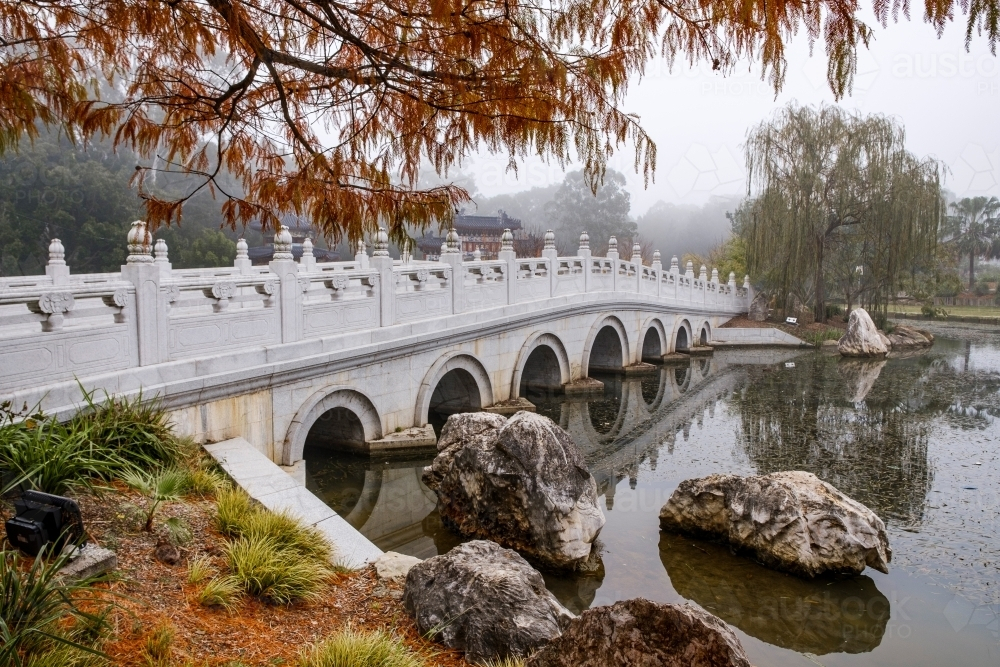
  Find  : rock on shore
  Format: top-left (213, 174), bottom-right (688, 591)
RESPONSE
top-left (423, 411), bottom-right (605, 570)
top-left (526, 598), bottom-right (753, 667)
top-left (886, 324), bottom-right (934, 348)
top-left (403, 540), bottom-right (573, 663)
top-left (838, 308), bottom-right (888, 357)
top-left (659, 471), bottom-right (891, 578)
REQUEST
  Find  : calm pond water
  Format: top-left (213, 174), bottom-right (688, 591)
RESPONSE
top-left (306, 322), bottom-right (1000, 666)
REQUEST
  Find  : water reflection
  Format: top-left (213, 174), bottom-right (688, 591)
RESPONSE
top-left (658, 532), bottom-right (889, 654)
top-left (305, 337), bottom-right (1000, 665)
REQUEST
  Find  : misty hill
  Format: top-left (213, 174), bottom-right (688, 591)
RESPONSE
top-left (636, 195), bottom-right (743, 259)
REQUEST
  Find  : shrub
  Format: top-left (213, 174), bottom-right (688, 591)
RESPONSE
top-left (921, 303), bottom-right (948, 319)
top-left (225, 536), bottom-right (330, 604)
top-left (0, 547), bottom-right (111, 667)
top-left (73, 388), bottom-right (181, 468)
top-left (119, 468), bottom-right (190, 532)
top-left (197, 575), bottom-right (243, 612)
top-left (298, 628), bottom-right (427, 667)
top-left (0, 419), bottom-right (123, 495)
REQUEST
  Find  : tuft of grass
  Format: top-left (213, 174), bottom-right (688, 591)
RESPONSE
top-left (237, 510), bottom-right (332, 562)
top-left (483, 658), bottom-right (527, 667)
top-left (74, 387), bottom-right (181, 468)
top-left (298, 627), bottom-right (427, 667)
top-left (188, 466), bottom-right (229, 497)
top-left (141, 622), bottom-right (174, 666)
top-left (225, 536), bottom-right (330, 604)
top-left (0, 416), bottom-right (124, 495)
top-left (187, 556), bottom-right (215, 584)
top-left (197, 575), bottom-right (243, 612)
top-left (215, 488), bottom-right (254, 537)
top-left (0, 547), bottom-right (112, 667)
top-left (800, 328), bottom-right (843, 347)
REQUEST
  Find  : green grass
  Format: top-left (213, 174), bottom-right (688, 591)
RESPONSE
top-left (799, 328), bottom-right (843, 347)
top-left (298, 628), bottom-right (428, 667)
top-left (225, 536), bottom-right (330, 604)
top-left (187, 556), bottom-right (215, 585)
top-left (214, 488), bottom-right (335, 604)
top-left (0, 388), bottom-right (184, 495)
top-left (215, 488), bottom-right (254, 537)
top-left (196, 575), bottom-right (243, 612)
top-left (0, 547), bottom-right (113, 667)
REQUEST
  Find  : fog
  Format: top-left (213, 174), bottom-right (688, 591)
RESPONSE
top-left (461, 11), bottom-right (998, 221)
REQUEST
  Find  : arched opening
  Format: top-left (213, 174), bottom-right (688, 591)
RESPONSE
top-left (700, 327), bottom-right (709, 346)
top-left (589, 326), bottom-right (625, 373)
top-left (520, 345), bottom-right (563, 402)
top-left (304, 406), bottom-right (366, 452)
top-left (641, 328), bottom-right (663, 363)
top-left (282, 388), bottom-right (383, 465)
top-left (676, 327), bottom-right (689, 352)
top-left (428, 368), bottom-right (482, 434)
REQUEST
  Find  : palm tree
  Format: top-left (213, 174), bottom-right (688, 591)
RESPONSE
top-left (946, 197), bottom-right (1000, 290)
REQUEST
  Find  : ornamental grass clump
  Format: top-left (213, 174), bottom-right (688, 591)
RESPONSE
top-left (0, 547), bottom-right (112, 667)
top-left (215, 488), bottom-right (334, 604)
top-left (73, 387), bottom-right (182, 468)
top-left (298, 627), bottom-right (427, 667)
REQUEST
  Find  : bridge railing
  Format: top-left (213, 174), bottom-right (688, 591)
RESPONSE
top-left (0, 223), bottom-right (752, 392)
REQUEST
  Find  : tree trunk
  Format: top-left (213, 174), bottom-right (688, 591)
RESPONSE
top-left (815, 235), bottom-right (826, 323)
top-left (970, 252), bottom-right (976, 290)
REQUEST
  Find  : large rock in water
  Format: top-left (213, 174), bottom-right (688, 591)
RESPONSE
top-left (887, 324), bottom-right (934, 348)
top-left (659, 471), bottom-right (891, 578)
top-left (423, 411), bottom-right (605, 570)
top-left (526, 598), bottom-right (752, 667)
top-left (838, 308), bottom-right (889, 357)
top-left (403, 540), bottom-right (573, 663)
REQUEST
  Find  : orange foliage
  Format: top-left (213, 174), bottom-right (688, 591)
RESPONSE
top-left (0, 0), bottom-right (994, 241)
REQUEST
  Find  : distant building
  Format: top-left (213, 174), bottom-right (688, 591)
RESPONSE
top-left (416, 210), bottom-right (523, 259)
top-left (248, 223), bottom-right (338, 265)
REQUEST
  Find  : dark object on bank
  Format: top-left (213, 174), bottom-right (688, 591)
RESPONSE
top-left (5, 490), bottom-right (84, 556)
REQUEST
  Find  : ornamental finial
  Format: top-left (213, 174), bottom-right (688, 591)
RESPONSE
top-left (126, 221), bottom-right (153, 264)
top-left (273, 224), bottom-right (293, 260)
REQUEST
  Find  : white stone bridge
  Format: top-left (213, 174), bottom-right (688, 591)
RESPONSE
top-left (0, 222), bottom-right (751, 469)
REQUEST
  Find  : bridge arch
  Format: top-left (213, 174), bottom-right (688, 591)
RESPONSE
top-left (282, 387), bottom-right (383, 465)
top-left (415, 352), bottom-right (494, 427)
top-left (673, 319), bottom-right (693, 353)
top-left (583, 315), bottom-right (631, 375)
top-left (512, 332), bottom-right (572, 399)
top-left (697, 320), bottom-right (712, 346)
top-left (640, 317), bottom-right (668, 363)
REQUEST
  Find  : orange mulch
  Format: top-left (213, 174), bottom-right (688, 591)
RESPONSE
top-left (10, 486), bottom-right (473, 667)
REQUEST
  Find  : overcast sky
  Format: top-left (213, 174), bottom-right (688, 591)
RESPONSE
top-left (466, 12), bottom-right (1000, 215)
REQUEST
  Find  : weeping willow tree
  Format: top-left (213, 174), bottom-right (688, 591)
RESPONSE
top-left (737, 104), bottom-right (942, 324)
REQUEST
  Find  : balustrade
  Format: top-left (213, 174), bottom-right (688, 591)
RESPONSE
top-left (0, 221), bottom-right (752, 391)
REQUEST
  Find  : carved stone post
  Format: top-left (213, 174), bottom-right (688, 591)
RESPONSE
top-left (45, 239), bottom-right (69, 285)
top-left (607, 236), bottom-right (619, 292)
top-left (499, 228), bottom-right (516, 304)
top-left (578, 231), bottom-right (591, 293)
top-left (370, 227), bottom-right (394, 326)
top-left (632, 241), bottom-right (643, 292)
top-left (542, 230), bottom-right (557, 297)
top-left (121, 220), bottom-right (164, 365)
top-left (269, 224), bottom-right (302, 343)
top-left (154, 239), bottom-right (172, 278)
top-left (355, 240), bottom-right (369, 269)
top-left (234, 238), bottom-right (252, 274)
top-left (300, 237), bottom-right (316, 271)
top-left (440, 227), bottom-right (464, 313)
top-left (652, 250), bottom-right (662, 297)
